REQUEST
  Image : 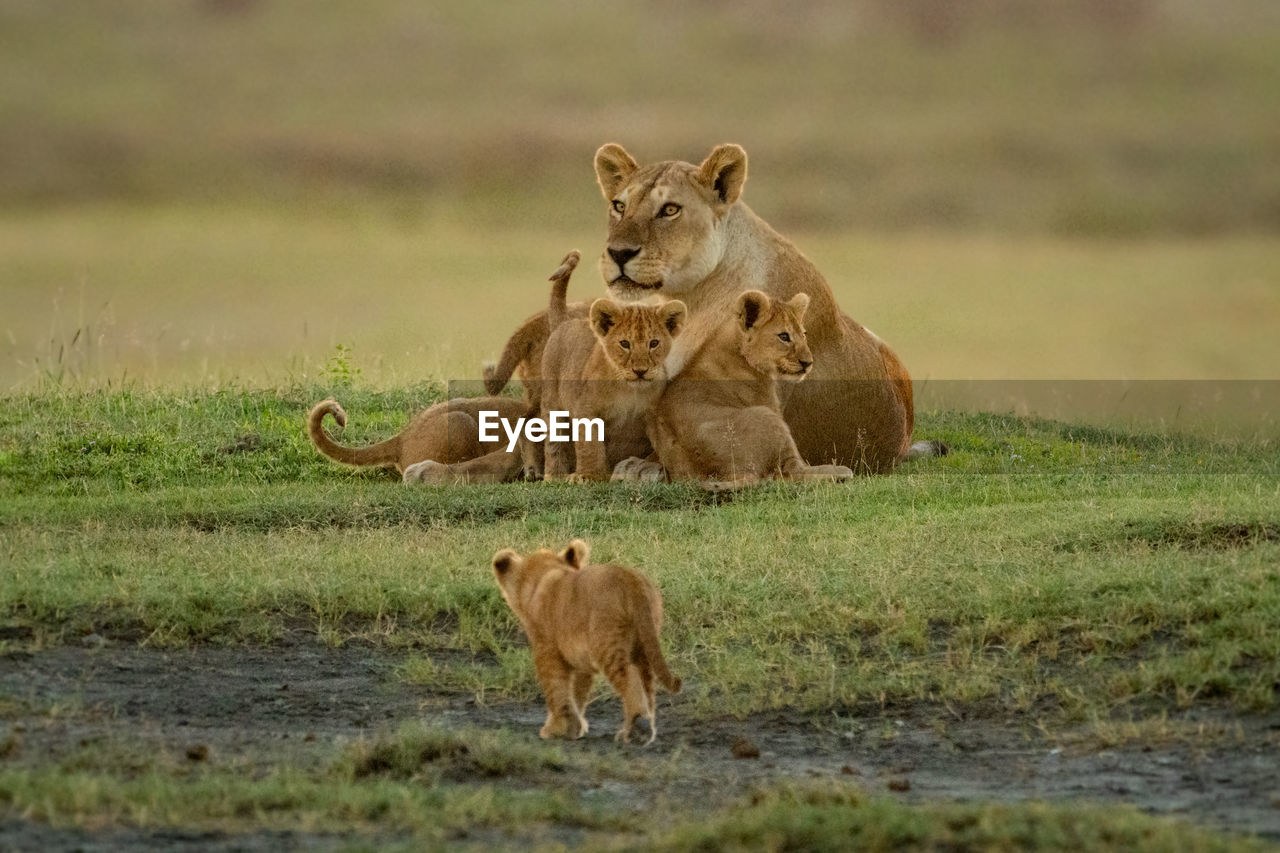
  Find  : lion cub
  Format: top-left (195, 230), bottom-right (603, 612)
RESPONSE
top-left (483, 249), bottom-right (588, 417)
top-left (539, 280), bottom-right (687, 482)
top-left (308, 396), bottom-right (527, 475)
top-left (491, 539), bottom-right (681, 745)
top-left (630, 290), bottom-right (854, 488)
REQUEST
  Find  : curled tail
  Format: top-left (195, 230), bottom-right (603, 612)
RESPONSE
top-left (546, 249), bottom-right (581, 331)
top-left (307, 400), bottom-right (402, 469)
top-left (637, 598), bottom-right (682, 694)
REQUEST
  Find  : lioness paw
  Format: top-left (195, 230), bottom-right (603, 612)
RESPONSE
top-left (611, 457), bottom-right (664, 483)
top-left (814, 464), bottom-right (854, 482)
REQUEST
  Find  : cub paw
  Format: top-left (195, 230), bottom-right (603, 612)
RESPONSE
top-left (403, 460), bottom-right (453, 484)
top-left (540, 712), bottom-right (582, 740)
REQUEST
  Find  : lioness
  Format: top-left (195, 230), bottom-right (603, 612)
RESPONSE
top-left (628, 290), bottom-right (854, 488)
top-left (539, 285), bottom-right (686, 481)
top-left (595, 143), bottom-right (936, 473)
top-left (307, 397), bottom-right (527, 475)
top-left (491, 539), bottom-right (681, 745)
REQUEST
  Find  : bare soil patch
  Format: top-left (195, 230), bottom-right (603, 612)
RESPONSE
top-left (2, 640), bottom-right (1277, 851)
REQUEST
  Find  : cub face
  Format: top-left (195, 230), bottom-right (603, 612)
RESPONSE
top-left (594, 143), bottom-right (747, 301)
top-left (588, 298), bottom-right (687, 383)
top-left (736, 290), bottom-right (813, 381)
top-left (491, 539), bottom-right (590, 617)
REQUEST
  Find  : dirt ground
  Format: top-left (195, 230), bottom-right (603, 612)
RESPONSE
top-left (2, 638), bottom-right (1278, 851)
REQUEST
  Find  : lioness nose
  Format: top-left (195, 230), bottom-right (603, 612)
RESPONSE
top-left (608, 246), bottom-right (640, 268)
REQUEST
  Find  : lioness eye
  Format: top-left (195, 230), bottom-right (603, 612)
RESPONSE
top-left (619, 340), bottom-right (631, 350)
top-left (648, 339), bottom-right (659, 349)
top-left (778, 332), bottom-right (791, 343)
top-left (611, 199), bottom-right (626, 214)
top-left (659, 203), bottom-right (681, 218)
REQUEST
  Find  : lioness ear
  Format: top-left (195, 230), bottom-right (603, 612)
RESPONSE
top-left (589, 298), bottom-right (620, 339)
top-left (492, 549), bottom-right (521, 576)
top-left (595, 144), bottom-right (639, 200)
top-left (737, 290), bottom-right (771, 331)
top-left (659, 300), bottom-right (688, 337)
top-left (787, 292), bottom-right (810, 319)
top-left (559, 539), bottom-right (590, 569)
top-left (697, 144), bottom-right (748, 205)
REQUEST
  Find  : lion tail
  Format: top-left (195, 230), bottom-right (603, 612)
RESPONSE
top-left (637, 591), bottom-right (681, 694)
top-left (546, 249), bottom-right (581, 331)
top-left (307, 400), bottom-right (402, 469)
top-left (483, 312), bottom-right (548, 396)
top-left (906, 440), bottom-right (949, 459)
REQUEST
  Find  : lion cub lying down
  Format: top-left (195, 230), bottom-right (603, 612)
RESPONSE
top-left (620, 290), bottom-right (854, 488)
top-left (491, 539), bottom-right (681, 745)
top-left (307, 396), bottom-right (527, 475)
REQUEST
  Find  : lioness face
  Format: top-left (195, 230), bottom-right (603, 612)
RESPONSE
top-left (736, 290), bottom-right (813, 381)
top-left (589, 298), bottom-right (687, 383)
top-left (594, 144), bottom-right (748, 302)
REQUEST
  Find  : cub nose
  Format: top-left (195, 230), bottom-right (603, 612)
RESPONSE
top-left (798, 360), bottom-right (812, 373)
top-left (633, 368), bottom-right (648, 379)
top-left (608, 246), bottom-right (640, 269)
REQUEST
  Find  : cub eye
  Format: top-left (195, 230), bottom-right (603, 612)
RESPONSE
top-left (611, 199), bottom-right (626, 215)
top-left (648, 339), bottom-right (659, 349)
top-left (658, 203), bottom-right (681, 218)
top-left (777, 332), bottom-right (791, 343)
top-left (619, 340), bottom-right (631, 350)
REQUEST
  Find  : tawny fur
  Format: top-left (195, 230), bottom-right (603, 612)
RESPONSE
top-left (594, 143), bottom-right (922, 473)
top-left (482, 250), bottom-right (588, 413)
top-left (491, 539), bottom-right (680, 745)
top-left (633, 290), bottom-right (854, 488)
top-left (413, 251), bottom-right (591, 486)
top-left (307, 396), bottom-right (527, 475)
top-left (539, 294), bottom-right (686, 481)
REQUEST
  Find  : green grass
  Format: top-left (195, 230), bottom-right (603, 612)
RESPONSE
top-left (2, 386), bottom-right (1276, 719)
top-left (0, 731), bottom-right (1269, 852)
top-left (650, 783), bottom-right (1274, 853)
top-left (0, 725), bottom-right (619, 850)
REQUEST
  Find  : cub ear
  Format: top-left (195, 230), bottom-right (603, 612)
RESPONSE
top-left (595, 144), bottom-right (639, 201)
top-left (737, 290), bottom-right (771, 331)
top-left (559, 539), bottom-right (590, 569)
top-left (659, 300), bottom-right (688, 337)
top-left (697, 144), bottom-right (748, 205)
top-left (787, 292), bottom-right (810, 319)
top-left (492, 548), bottom-right (521, 576)
top-left (590, 298), bottom-right (620, 339)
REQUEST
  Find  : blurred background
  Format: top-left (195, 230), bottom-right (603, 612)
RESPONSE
top-left (1, 0), bottom-right (1277, 388)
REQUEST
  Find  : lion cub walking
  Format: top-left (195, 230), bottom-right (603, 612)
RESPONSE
top-left (491, 539), bottom-right (681, 745)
